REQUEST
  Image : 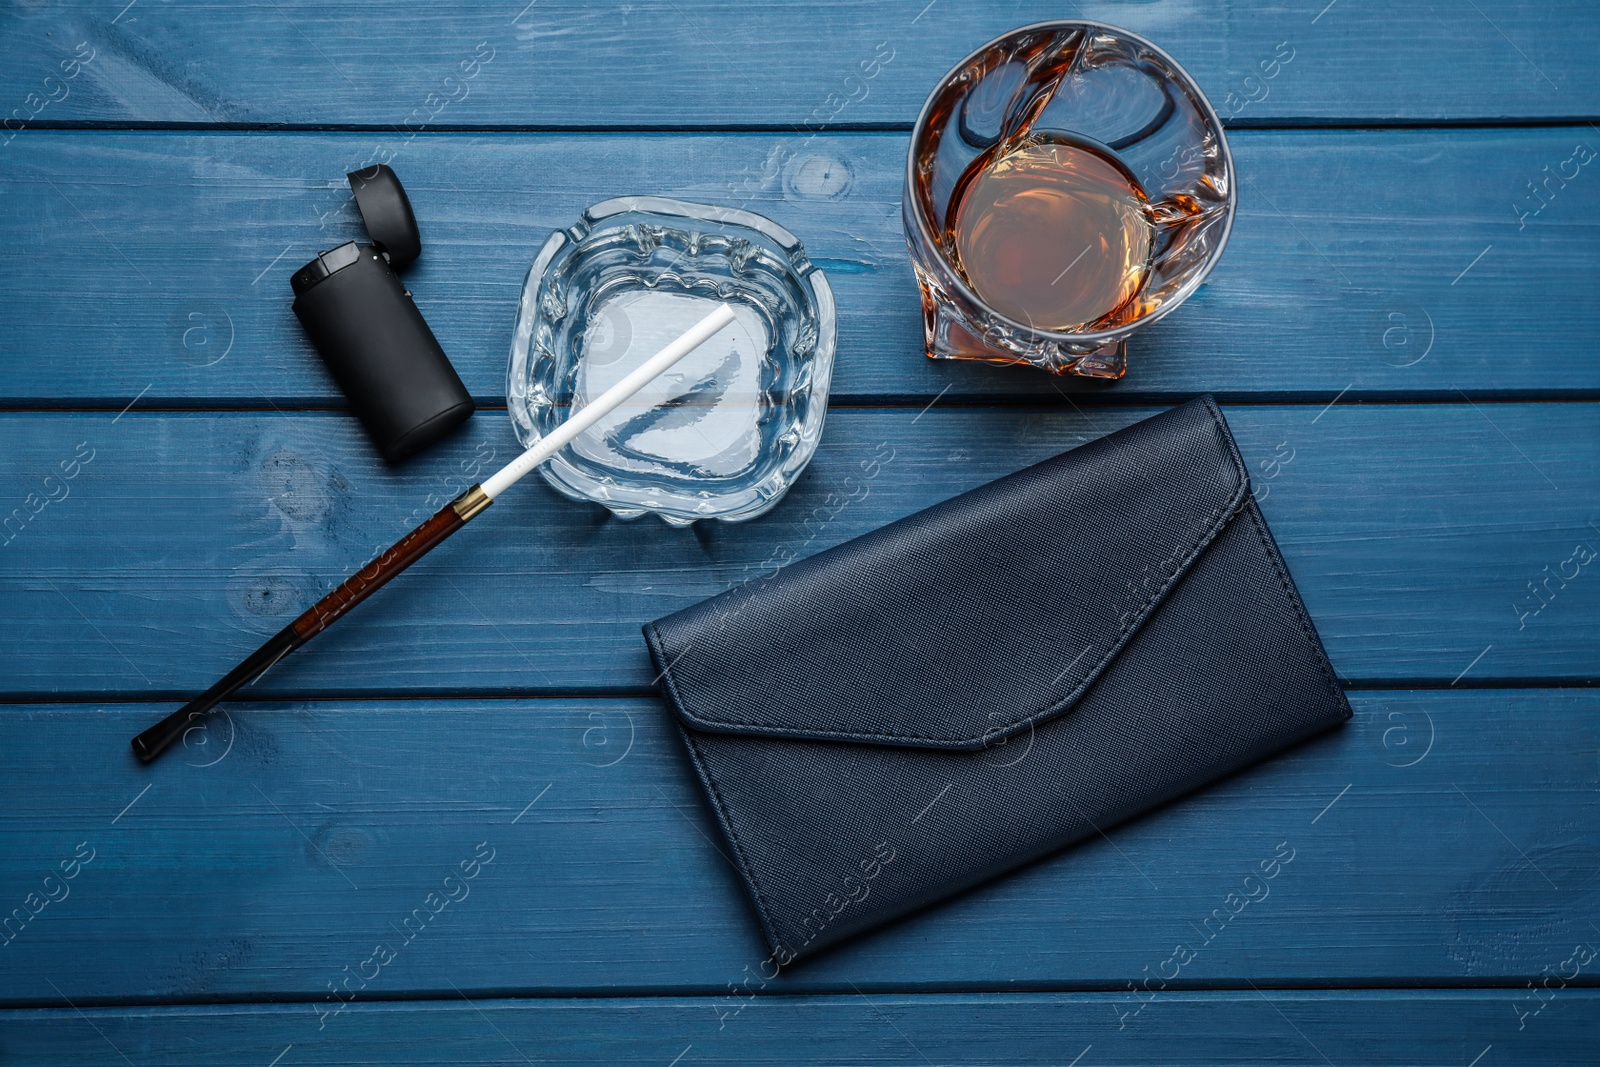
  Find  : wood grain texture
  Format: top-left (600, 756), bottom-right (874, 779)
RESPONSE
top-left (2, 405), bottom-right (1595, 696)
top-left (5, 1), bottom-right (1598, 1053)
top-left (1, 1), bottom-right (1597, 127)
top-left (1, 128), bottom-right (1597, 405)
top-left (3, 990), bottom-right (1598, 1066)
top-left (1, 691), bottom-right (1596, 1004)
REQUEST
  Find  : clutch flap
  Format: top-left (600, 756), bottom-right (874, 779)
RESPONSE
top-left (645, 396), bottom-right (1249, 751)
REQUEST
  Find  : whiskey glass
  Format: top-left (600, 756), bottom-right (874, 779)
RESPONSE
top-left (903, 21), bottom-right (1235, 379)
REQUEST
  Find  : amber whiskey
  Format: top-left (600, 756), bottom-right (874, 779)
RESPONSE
top-left (947, 136), bottom-right (1154, 332)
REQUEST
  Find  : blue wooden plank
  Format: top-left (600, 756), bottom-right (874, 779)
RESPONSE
top-left (3, 990), bottom-right (1597, 1066)
top-left (0, 691), bottom-right (1595, 1002)
top-left (1, 1), bottom-right (1597, 127)
top-left (2, 0), bottom-right (1593, 1052)
top-left (1, 129), bottom-right (1596, 404)
top-left (0, 405), bottom-right (1595, 696)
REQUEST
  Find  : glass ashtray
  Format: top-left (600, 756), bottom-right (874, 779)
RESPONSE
top-left (507, 197), bottom-right (837, 526)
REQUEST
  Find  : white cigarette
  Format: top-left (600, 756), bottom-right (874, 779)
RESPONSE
top-left (481, 303), bottom-right (737, 500)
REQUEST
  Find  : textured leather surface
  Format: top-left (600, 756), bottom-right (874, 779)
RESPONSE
top-left (650, 394), bottom-right (1248, 748)
top-left (644, 397), bottom-right (1352, 965)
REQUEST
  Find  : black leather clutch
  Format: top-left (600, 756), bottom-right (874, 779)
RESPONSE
top-left (644, 397), bottom-right (1351, 965)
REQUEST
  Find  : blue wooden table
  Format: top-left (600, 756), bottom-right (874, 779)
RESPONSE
top-left (2, 3), bottom-right (1597, 1063)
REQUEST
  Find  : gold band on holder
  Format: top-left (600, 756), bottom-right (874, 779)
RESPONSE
top-left (451, 483), bottom-right (493, 521)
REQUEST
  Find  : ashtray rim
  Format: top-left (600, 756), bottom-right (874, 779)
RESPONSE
top-left (507, 196), bottom-right (837, 526)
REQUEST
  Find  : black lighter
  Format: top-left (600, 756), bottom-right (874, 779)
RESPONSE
top-left (290, 165), bottom-right (474, 462)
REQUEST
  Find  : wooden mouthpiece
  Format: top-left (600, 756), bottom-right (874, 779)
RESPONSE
top-left (130, 484), bottom-right (491, 763)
